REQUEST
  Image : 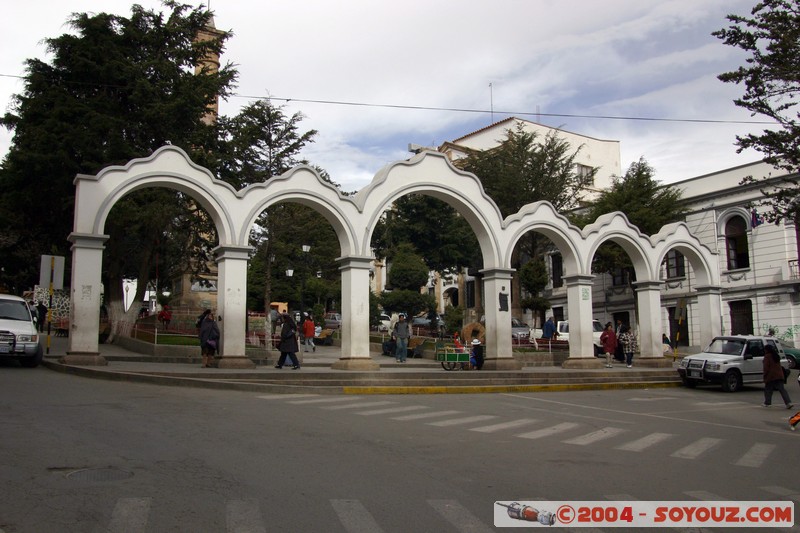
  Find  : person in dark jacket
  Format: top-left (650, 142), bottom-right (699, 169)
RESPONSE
top-left (198, 309), bottom-right (220, 368)
top-left (762, 344), bottom-right (792, 408)
top-left (275, 313), bottom-right (301, 369)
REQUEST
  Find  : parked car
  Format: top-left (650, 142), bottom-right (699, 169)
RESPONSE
top-left (0, 293), bottom-right (44, 368)
top-left (324, 312), bottom-right (342, 329)
top-left (777, 339), bottom-right (800, 369)
top-left (411, 314), bottom-right (445, 333)
top-left (677, 335), bottom-right (790, 392)
top-left (511, 318), bottom-right (530, 340)
top-left (479, 316), bottom-right (530, 340)
top-left (376, 313), bottom-right (391, 332)
top-left (537, 319), bottom-right (605, 355)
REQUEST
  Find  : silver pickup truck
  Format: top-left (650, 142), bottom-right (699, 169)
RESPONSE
top-left (677, 335), bottom-right (790, 392)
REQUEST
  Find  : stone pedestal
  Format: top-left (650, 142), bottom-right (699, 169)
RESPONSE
top-left (60, 354), bottom-right (108, 366)
top-left (632, 356), bottom-right (673, 368)
top-left (482, 357), bottom-right (523, 370)
top-left (562, 357), bottom-right (604, 369)
top-left (331, 358), bottom-right (380, 371)
top-left (217, 356), bottom-right (256, 369)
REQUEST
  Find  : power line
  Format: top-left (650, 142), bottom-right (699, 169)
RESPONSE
top-left (0, 72), bottom-right (777, 126)
top-left (233, 94), bottom-right (777, 126)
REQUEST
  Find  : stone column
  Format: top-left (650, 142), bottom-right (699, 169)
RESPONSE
top-left (695, 285), bottom-right (722, 347)
top-left (481, 268), bottom-right (522, 370)
top-left (562, 274), bottom-right (602, 368)
top-left (215, 245), bottom-right (255, 369)
top-left (633, 280), bottom-right (671, 367)
top-left (332, 256), bottom-right (379, 370)
top-left (63, 233), bottom-right (108, 365)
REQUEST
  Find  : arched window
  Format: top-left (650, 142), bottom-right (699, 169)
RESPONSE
top-left (725, 216), bottom-right (749, 270)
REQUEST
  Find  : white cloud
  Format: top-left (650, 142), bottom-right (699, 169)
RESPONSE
top-left (0, 0), bottom-right (769, 191)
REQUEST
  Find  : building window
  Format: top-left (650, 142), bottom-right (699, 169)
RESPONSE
top-left (725, 216), bottom-right (750, 270)
top-left (728, 299), bottom-right (753, 335)
top-left (575, 164), bottom-right (594, 187)
top-left (553, 306), bottom-right (564, 322)
top-left (466, 280), bottom-right (475, 308)
top-left (665, 250), bottom-right (685, 279)
top-left (612, 267), bottom-right (628, 287)
top-left (551, 253), bottom-right (563, 288)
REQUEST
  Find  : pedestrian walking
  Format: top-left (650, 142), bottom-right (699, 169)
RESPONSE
top-left (394, 314), bottom-right (411, 363)
top-left (302, 313), bottom-right (316, 353)
top-left (762, 344), bottom-right (792, 408)
top-left (198, 309), bottom-right (220, 368)
top-left (36, 301), bottom-right (47, 332)
top-left (600, 322), bottom-right (618, 368)
top-left (275, 312), bottom-right (301, 369)
top-left (618, 325), bottom-right (638, 368)
top-left (541, 316), bottom-right (558, 340)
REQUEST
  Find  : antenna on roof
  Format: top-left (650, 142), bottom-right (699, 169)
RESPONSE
top-left (489, 82), bottom-right (494, 124)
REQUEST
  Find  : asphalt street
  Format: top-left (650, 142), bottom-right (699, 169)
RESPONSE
top-left (1, 364), bottom-right (798, 532)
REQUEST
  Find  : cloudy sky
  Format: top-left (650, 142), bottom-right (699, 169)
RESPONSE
top-left (1, 0), bottom-right (773, 192)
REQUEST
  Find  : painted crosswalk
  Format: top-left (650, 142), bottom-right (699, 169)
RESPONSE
top-left (255, 394), bottom-right (789, 469)
top-left (98, 486), bottom-right (800, 532)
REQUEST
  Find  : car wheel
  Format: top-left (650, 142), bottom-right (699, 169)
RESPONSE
top-left (788, 357), bottom-right (798, 370)
top-left (20, 345), bottom-right (43, 368)
top-left (721, 370), bottom-right (742, 393)
top-left (682, 377), bottom-right (697, 388)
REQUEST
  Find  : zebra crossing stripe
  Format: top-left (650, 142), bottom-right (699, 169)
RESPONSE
top-left (331, 499), bottom-right (385, 533)
top-left (427, 415), bottom-right (497, 427)
top-left (469, 418), bottom-right (539, 433)
top-left (256, 394), bottom-right (318, 400)
top-left (562, 427), bottom-right (626, 446)
top-left (670, 437), bottom-right (722, 459)
top-left (429, 499), bottom-right (495, 533)
top-left (734, 442), bottom-right (775, 468)
top-left (321, 401), bottom-right (395, 410)
top-left (356, 406), bottom-right (428, 416)
top-left (615, 432), bottom-right (674, 452)
top-left (289, 397), bottom-right (363, 405)
top-left (108, 497), bottom-right (150, 533)
top-left (226, 500), bottom-right (266, 533)
top-left (516, 422), bottom-right (580, 440)
top-left (391, 410), bottom-right (462, 421)
top-left (684, 490), bottom-right (725, 500)
top-left (759, 486), bottom-right (800, 501)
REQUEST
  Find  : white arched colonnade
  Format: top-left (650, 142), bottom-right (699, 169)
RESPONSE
top-left (65, 146), bottom-right (722, 370)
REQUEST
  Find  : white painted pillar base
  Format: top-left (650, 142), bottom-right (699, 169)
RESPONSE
top-left (695, 285), bottom-right (722, 348)
top-left (215, 245), bottom-right (255, 369)
top-left (481, 268), bottom-right (522, 370)
top-left (633, 280), bottom-right (672, 368)
top-left (562, 274), bottom-right (603, 369)
top-left (63, 233), bottom-right (108, 365)
top-left (332, 256), bottom-right (379, 371)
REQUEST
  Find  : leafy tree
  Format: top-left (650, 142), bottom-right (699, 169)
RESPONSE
top-left (371, 194), bottom-right (480, 275)
top-left (517, 258), bottom-right (550, 325)
top-left (0, 2), bottom-right (235, 333)
top-left (574, 157), bottom-right (686, 280)
top-left (379, 244), bottom-right (435, 317)
top-left (455, 124), bottom-right (596, 219)
top-left (713, 0), bottom-right (800, 223)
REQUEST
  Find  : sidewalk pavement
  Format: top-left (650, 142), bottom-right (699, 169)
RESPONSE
top-left (40, 335), bottom-right (684, 394)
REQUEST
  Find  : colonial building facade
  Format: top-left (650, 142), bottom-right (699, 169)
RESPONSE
top-left (542, 160), bottom-right (800, 351)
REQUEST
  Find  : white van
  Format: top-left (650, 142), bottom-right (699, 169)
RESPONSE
top-left (556, 320), bottom-right (605, 356)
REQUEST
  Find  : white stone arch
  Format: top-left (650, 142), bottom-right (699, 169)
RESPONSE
top-left (66, 145), bottom-right (723, 371)
top-left (503, 202), bottom-right (593, 362)
top-left (74, 146), bottom-right (238, 244)
top-left (582, 212), bottom-right (652, 279)
top-left (356, 152), bottom-right (504, 267)
top-left (651, 222), bottom-right (722, 348)
top-left (236, 165), bottom-right (362, 256)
